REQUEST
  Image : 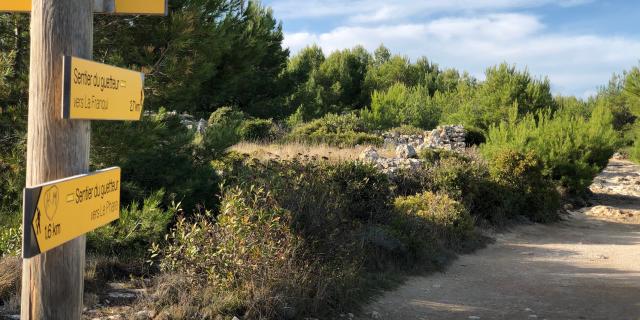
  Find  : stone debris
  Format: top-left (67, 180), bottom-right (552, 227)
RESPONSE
top-left (382, 125), bottom-right (467, 152)
top-left (426, 125), bottom-right (467, 150)
top-left (360, 146), bottom-right (380, 162)
top-left (395, 144), bottom-right (417, 159)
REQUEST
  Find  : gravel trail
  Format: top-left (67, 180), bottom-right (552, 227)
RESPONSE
top-left (360, 159), bottom-right (640, 320)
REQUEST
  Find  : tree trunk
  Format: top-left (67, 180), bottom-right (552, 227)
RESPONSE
top-left (21, 0), bottom-right (93, 319)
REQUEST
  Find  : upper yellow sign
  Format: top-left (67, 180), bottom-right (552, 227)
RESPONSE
top-left (62, 56), bottom-right (144, 121)
top-left (114, 0), bottom-right (167, 15)
top-left (0, 0), bottom-right (168, 15)
top-left (23, 168), bottom-right (121, 258)
top-left (0, 0), bottom-right (29, 12)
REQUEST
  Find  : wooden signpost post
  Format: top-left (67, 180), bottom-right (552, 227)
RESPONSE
top-left (0, 0), bottom-right (168, 318)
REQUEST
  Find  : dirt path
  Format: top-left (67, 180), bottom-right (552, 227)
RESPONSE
top-left (360, 159), bottom-right (640, 320)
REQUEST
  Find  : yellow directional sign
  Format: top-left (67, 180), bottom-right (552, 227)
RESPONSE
top-left (0, 0), bottom-right (167, 15)
top-left (0, 0), bottom-right (30, 12)
top-left (62, 56), bottom-right (144, 121)
top-left (114, 0), bottom-right (167, 15)
top-left (23, 168), bottom-right (121, 258)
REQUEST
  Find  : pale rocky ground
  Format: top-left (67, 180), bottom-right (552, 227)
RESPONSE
top-left (358, 158), bottom-right (640, 320)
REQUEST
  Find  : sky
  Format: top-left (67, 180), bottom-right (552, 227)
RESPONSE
top-left (262, 0), bottom-right (640, 98)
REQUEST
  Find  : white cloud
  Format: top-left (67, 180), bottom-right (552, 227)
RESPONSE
top-left (283, 13), bottom-right (640, 96)
top-left (269, 0), bottom-right (593, 21)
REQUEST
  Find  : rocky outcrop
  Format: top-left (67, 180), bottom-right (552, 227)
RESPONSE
top-left (382, 125), bottom-right (467, 152)
top-left (395, 144), bottom-right (417, 159)
top-left (426, 125), bottom-right (466, 150)
top-left (360, 147), bottom-right (422, 177)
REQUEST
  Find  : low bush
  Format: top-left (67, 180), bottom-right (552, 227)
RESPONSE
top-left (488, 149), bottom-right (560, 222)
top-left (200, 107), bottom-right (246, 157)
top-left (151, 187), bottom-right (363, 319)
top-left (0, 226), bottom-right (21, 257)
top-left (0, 256), bottom-right (20, 304)
top-left (238, 118), bottom-right (275, 142)
top-left (88, 190), bottom-right (175, 258)
top-left (387, 125), bottom-right (426, 136)
top-left (399, 148), bottom-right (559, 223)
top-left (393, 192), bottom-right (474, 250)
top-left (287, 113), bottom-right (383, 147)
top-left (149, 156), bottom-right (484, 318)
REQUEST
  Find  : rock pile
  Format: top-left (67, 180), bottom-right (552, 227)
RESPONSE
top-left (426, 125), bottom-right (466, 150)
top-left (381, 125), bottom-right (467, 152)
top-left (361, 125), bottom-right (468, 176)
top-left (360, 146), bottom-right (422, 177)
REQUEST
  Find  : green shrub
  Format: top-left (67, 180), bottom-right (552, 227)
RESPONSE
top-left (482, 105), bottom-right (619, 194)
top-left (325, 162), bottom-right (392, 223)
top-left (0, 226), bottom-right (21, 257)
top-left (238, 118), bottom-right (274, 141)
top-left (89, 190), bottom-right (174, 258)
top-left (0, 106), bottom-right (26, 216)
top-left (200, 107), bottom-right (246, 157)
top-left (287, 113), bottom-right (383, 147)
top-left (361, 83), bottom-right (440, 130)
top-left (290, 113), bottom-right (366, 135)
top-left (488, 150), bottom-right (560, 222)
top-left (393, 192), bottom-right (475, 250)
top-left (387, 125), bottom-right (425, 136)
top-left (92, 111), bottom-right (218, 211)
top-left (418, 148), bottom-right (461, 163)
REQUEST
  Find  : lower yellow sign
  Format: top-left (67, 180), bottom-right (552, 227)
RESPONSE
top-left (23, 167), bottom-right (121, 258)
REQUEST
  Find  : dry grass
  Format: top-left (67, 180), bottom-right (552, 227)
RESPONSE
top-left (229, 141), bottom-right (396, 162)
top-left (0, 256), bottom-right (20, 307)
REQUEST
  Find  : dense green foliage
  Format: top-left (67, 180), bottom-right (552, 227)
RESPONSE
top-left (150, 157), bottom-right (479, 318)
top-left (361, 83), bottom-right (440, 130)
top-left (92, 111), bottom-right (219, 211)
top-left (482, 105), bottom-right (619, 194)
top-left (94, 0), bottom-right (289, 117)
top-left (287, 113), bottom-right (383, 146)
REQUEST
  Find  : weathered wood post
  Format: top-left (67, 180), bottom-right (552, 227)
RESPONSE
top-left (21, 0), bottom-right (93, 318)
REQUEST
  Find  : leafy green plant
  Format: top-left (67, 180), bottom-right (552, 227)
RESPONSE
top-left (0, 226), bottom-right (21, 257)
top-left (89, 190), bottom-right (174, 258)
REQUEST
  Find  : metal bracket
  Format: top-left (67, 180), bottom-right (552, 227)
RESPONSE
top-left (93, 0), bottom-right (115, 14)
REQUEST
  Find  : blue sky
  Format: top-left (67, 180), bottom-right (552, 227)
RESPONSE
top-left (262, 0), bottom-right (640, 97)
